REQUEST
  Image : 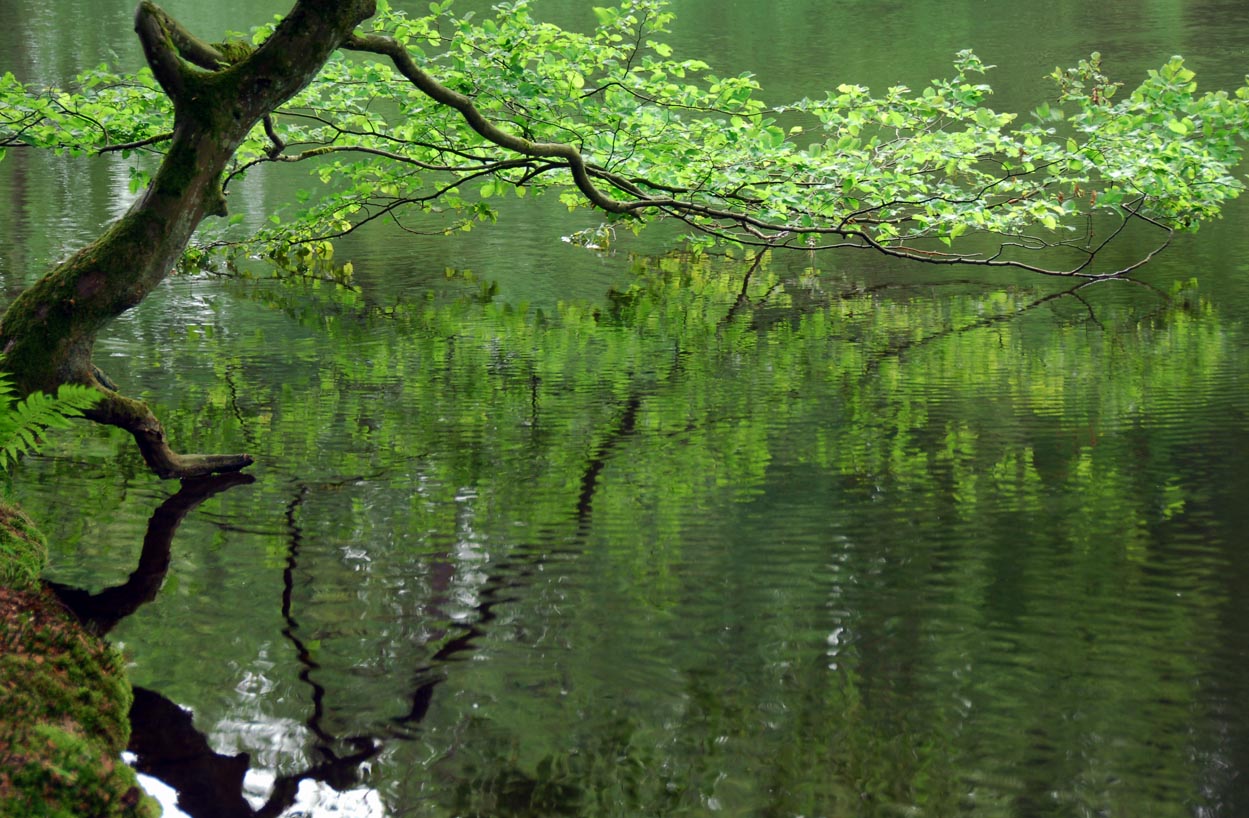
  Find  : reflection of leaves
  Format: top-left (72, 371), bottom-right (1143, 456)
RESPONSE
top-left (184, 259), bottom-right (1228, 570)
top-left (450, 714), bottom-right (681, 818)
top-left (15, 254), bottom-right (1240, 816)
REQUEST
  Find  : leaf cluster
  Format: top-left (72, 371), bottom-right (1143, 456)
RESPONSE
top-left (0, 67), bottom-right (169, 160)
top-left (5, 1), bottom-right (1249, 276)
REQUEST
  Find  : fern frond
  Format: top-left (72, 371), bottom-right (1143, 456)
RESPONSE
top-left (0, 362), bottom-right (102, 472)
top-left (13, 392), bottom-right (71, 431)
top-left (54, 384), bottom-right (104, 415)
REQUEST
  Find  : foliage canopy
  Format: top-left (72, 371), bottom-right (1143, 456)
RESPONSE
top-left (4, 0), bottom-right (1249, 279)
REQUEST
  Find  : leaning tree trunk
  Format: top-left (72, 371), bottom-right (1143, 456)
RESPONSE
top-left (0, 0), bottom-right (375, 478)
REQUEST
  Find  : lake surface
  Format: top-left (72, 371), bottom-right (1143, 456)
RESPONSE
top-left (3, 2), bottom-right (1249, 816)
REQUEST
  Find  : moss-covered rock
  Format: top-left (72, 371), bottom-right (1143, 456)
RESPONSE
top-left (0, 524), bottom-right (159, 817)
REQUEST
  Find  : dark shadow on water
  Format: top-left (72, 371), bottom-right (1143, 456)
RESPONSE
top-left (47, 473), bottom-right (255, 635)
top-left (128, 684), bottom-right (376, 818)
top-left (47, 473), bottom-right (380, 818)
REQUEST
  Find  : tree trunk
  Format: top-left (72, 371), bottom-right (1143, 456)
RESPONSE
top-left (0, 0), bottom-right (376, 478)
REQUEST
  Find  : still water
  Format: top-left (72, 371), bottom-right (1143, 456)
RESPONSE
top-left (3, 1), bottom-right (1249, 816)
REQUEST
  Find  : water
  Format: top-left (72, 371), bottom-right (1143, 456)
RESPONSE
top-left (4, 2), bottom-right (1249, 816)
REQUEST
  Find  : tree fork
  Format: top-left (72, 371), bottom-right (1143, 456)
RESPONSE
top-left (0, 0), bottom-right (376, 478)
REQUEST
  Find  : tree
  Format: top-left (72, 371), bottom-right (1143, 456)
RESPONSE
top-left (2, 0), bottom-right (1248, 478)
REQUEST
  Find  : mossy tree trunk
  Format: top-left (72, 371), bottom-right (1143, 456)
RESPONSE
top-left (0, 0), bottom-right (376, 478)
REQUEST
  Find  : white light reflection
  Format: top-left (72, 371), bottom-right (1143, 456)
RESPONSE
top-left (125, 754), bottom-right (388, 818)
top-left (122, 759), bottom-right (191, 818)
top-left (244, 770), bottom-right (388, 817)
top-left (289, 778), bottom-right (387, 816)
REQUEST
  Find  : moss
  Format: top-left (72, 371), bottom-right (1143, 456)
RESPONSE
top-left (152, 139), bottom-right (203, 201)
top-left (0, 566), bottom-right (160, 817)
top-left (0, 500), bottom-right (47, 590)
top-left (211, 39), bottom-right (255, 66)
top-left (0, 212), bottom-right (160, 396)
top-left (4, 723), bottom-right (158, 818)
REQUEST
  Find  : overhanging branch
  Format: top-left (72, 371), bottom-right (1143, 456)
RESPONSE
top-left (344, 33), bottom-right (669, 216)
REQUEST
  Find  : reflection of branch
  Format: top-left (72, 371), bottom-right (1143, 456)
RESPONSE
top-left (106, 475), bottom-right (378, 818)
top-left (577, 395), bottom-right (642, 531)
top-left (865, 278), bottom-right (1111, 374)
top-left (47, 473), bottom-right (255, 634)
top-left (722, 251), bottom-right (769, 326)
top-left (280, 480), bottom-right (380, 755)
top-left (223, 363), bottom-right (257, 449)
top-left (390, 385), bottom-right (656, 735)
top-left (281, 484), bottom-right (332, 740)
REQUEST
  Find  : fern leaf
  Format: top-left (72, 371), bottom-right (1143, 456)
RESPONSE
top-left (0, 362), bottom-right (102, 471)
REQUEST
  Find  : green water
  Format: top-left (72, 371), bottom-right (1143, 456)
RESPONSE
top-left (3, 2), bottom-right (1249, 816)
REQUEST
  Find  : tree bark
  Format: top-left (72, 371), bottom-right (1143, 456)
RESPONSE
top-left (0, 0), bottom-right (376, 478)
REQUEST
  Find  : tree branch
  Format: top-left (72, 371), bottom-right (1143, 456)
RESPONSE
top-left (133, 2), bottom-right (225, 102)
top-left (97, 132), bottom-right (173, 154)
top-left (263, 114), bottom-right (285, 158)
top-left (84, 384), bottom-right (253, 479)
top-left (344, 33), bottom-right (663, 216)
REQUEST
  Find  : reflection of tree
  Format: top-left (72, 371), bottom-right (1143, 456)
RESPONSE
top-left (43, 385), bottom-right (669, 817)
top-left (48, 474), bottom-right (254, 634)
top-left (48, 475), bottom-right (382, 817)
top-left (28, 255), bottom-right (1245, 816)
top-left (425, 266), bottom-right (1241, 815)
top-left (279, 481), bottom-right (376, 754)
top-left (127, 687), bottom-right (254, 818)
top-left (128, 684), bottom-right (376, 818)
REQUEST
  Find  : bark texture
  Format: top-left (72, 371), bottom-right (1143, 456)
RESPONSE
top-left (0, 0), bottom-right (376, 478)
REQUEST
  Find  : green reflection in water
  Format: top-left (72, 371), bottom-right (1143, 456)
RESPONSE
top-left (11, 254), bottom-right (1248, 816)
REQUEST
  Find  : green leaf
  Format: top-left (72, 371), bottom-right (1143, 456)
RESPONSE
top-left (0, 361), bottom-right (101, 472)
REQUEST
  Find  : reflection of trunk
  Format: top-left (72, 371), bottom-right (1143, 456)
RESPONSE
top-left (45, 472), bottom-right (377, 818)
top-left (576, 394), bottom-right (642, 529)
top-left (0, 0), bottom-right (375, 478)
top-left (129, 687), bottom-right (254, 818)
top-left (48, 472), bottom-right (254, 634)
top-left (129, 684), bottom-right (378, 818)
top-left (392, 380), bottom-right (654, 733)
